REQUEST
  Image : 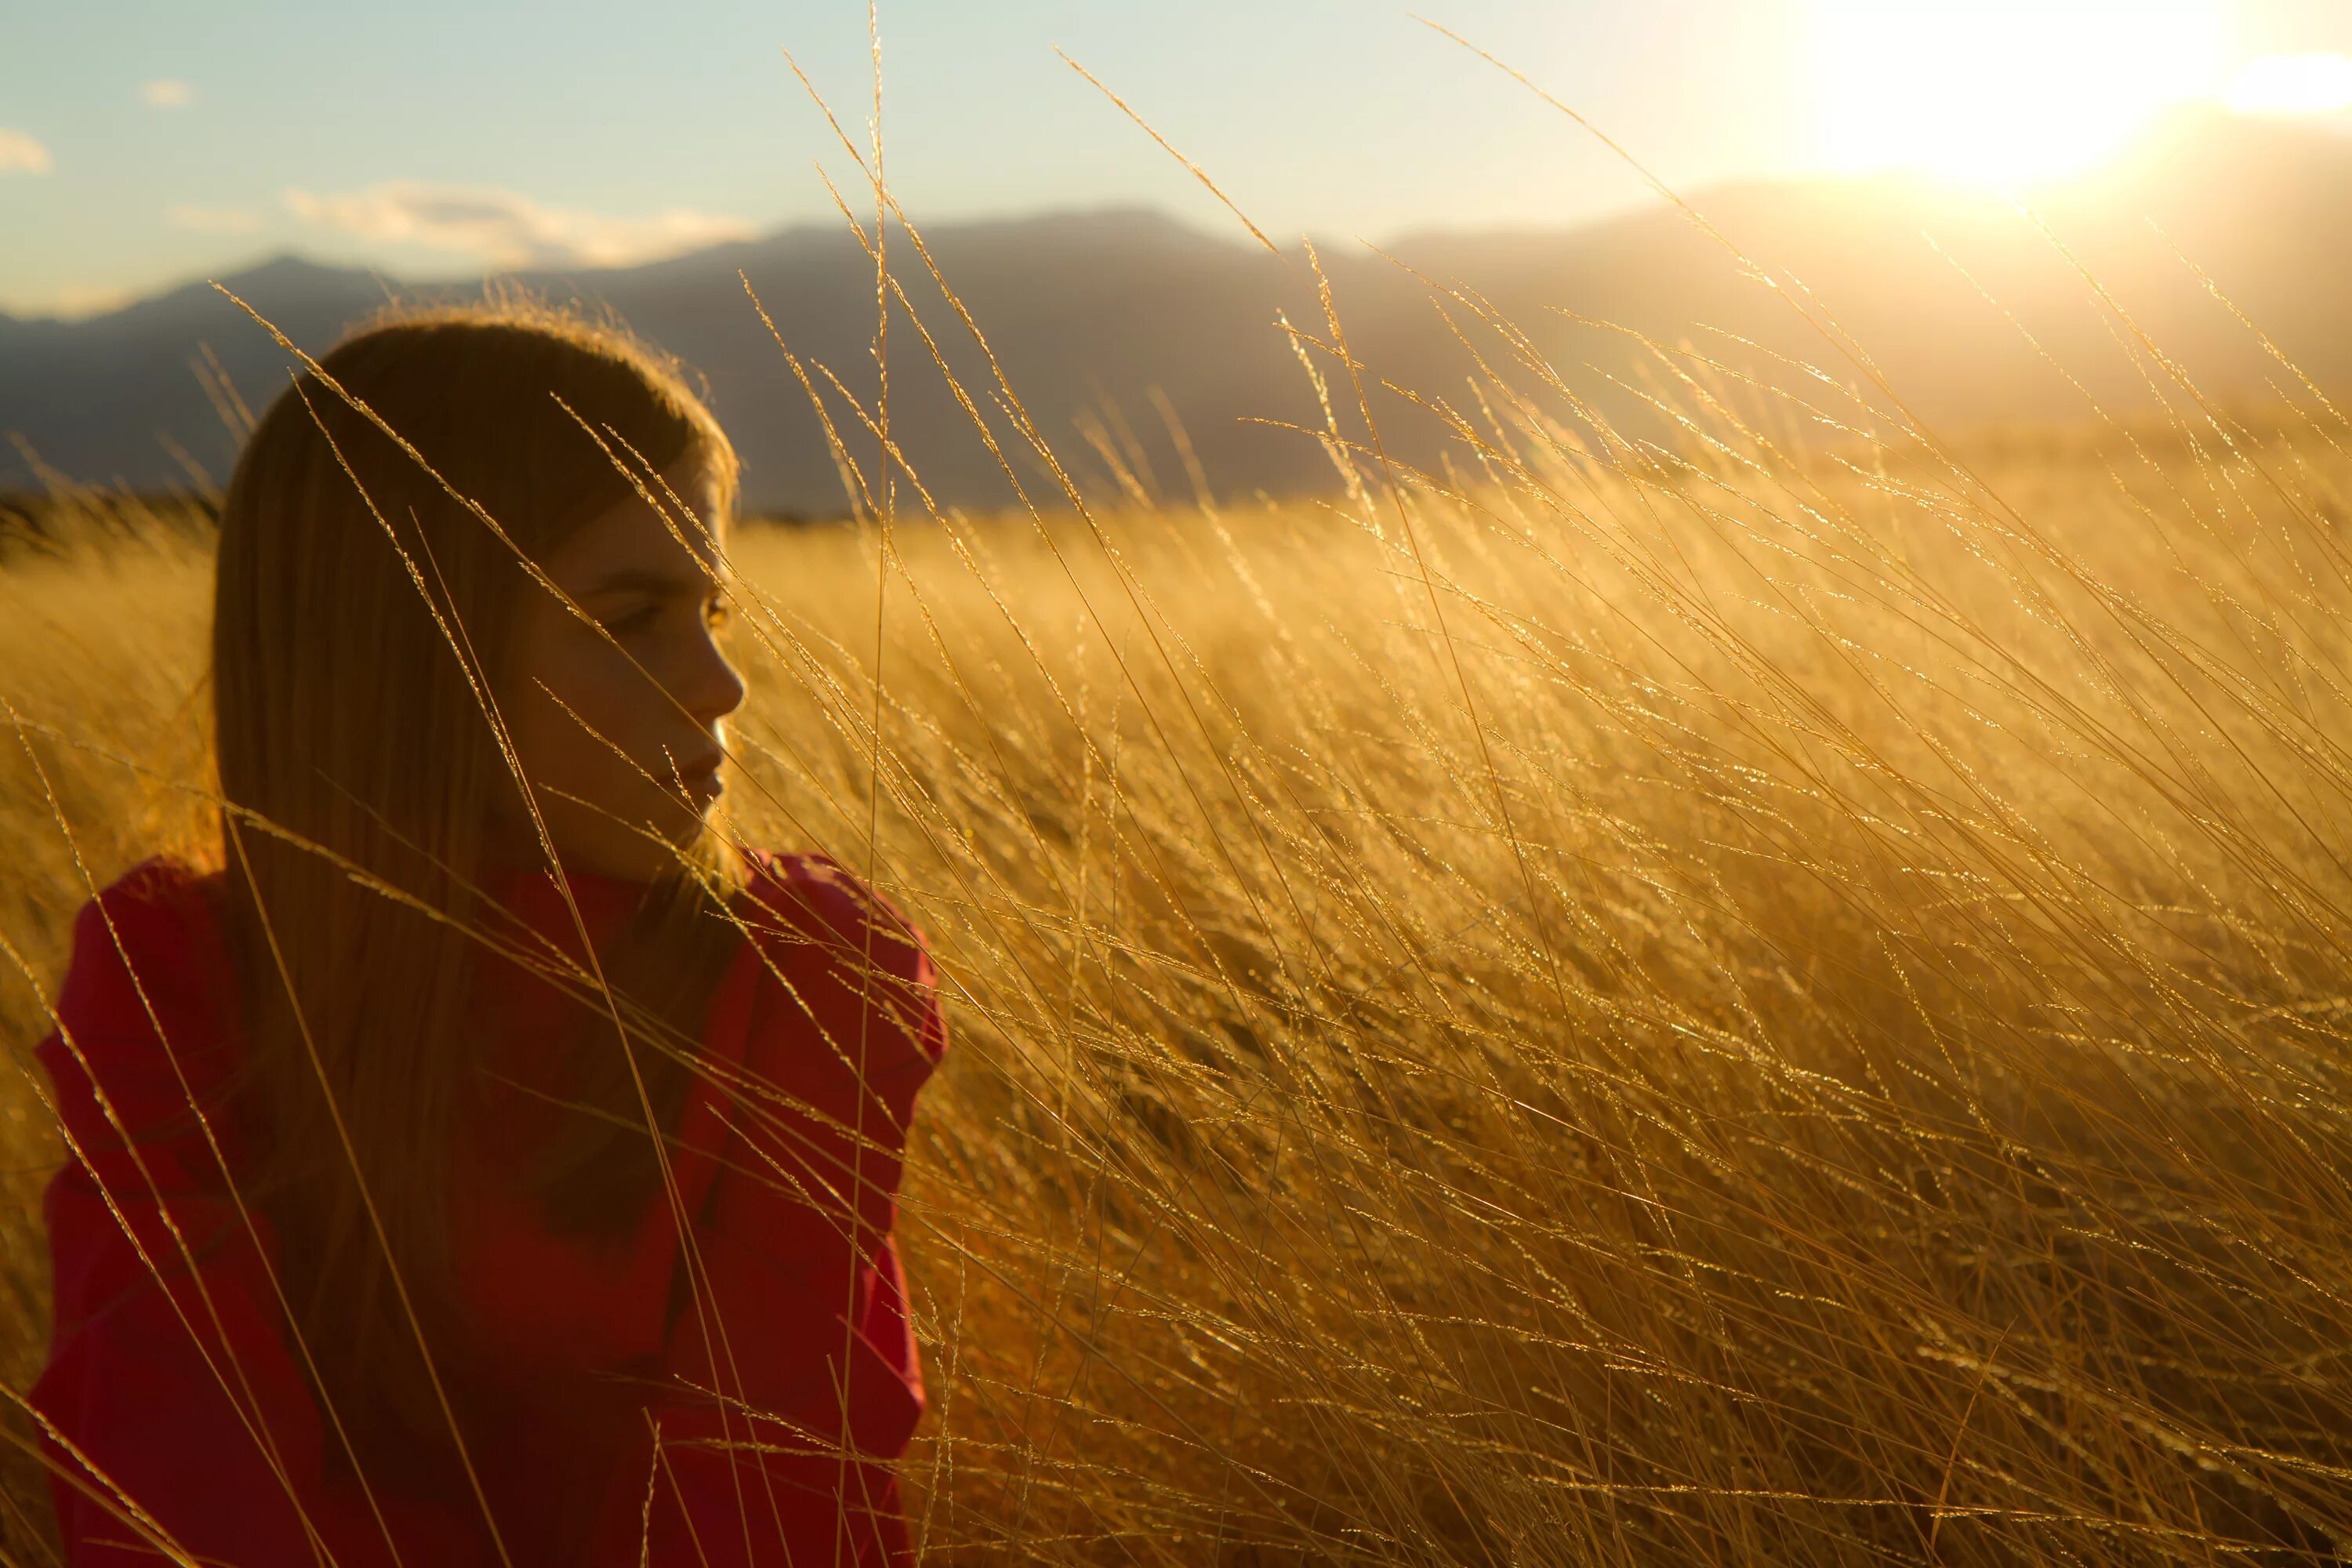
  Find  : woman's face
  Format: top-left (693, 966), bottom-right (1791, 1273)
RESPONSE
top-left (495, 459), bottom-right (746, 880)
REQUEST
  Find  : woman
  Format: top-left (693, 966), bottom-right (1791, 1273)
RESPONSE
top-left (31, 303), bottom-right (947, 1566)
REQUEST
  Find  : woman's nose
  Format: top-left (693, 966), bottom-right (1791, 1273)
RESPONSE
top-left (683, 622), bottom-right (747, 726)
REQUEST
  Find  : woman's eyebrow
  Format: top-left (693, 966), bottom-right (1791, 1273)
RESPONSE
top-left (576, 567), bottom-right (721, 598)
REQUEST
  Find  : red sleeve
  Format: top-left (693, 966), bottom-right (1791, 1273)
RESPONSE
top-left (31, 863), bottom-right (492, 1568)
top-left (632, 853), bottom-right (949, 1568)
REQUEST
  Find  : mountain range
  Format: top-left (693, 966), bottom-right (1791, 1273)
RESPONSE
top-left (5, 107), bottom-right (2347, 515)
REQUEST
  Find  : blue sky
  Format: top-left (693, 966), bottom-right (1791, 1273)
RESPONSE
top-left (5, 0), bottom-right (2350, 317)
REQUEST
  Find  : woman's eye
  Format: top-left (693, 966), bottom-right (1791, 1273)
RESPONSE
top-left (704, 598), bottom-right (731, 632)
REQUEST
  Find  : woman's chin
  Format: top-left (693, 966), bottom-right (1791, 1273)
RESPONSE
top-left (511, 786), bottom-right (720, 882)
top-left (589, 818), bottom-right (717, 882)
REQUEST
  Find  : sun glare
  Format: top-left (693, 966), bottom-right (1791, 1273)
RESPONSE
top-left (1815, 0), bottom-right (2227, 187)
top-left (2227, 53), bottom-right (2352, 116)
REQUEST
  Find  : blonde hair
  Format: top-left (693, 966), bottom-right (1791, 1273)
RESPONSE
top-left (212, 300), bottom-right (743, 1448)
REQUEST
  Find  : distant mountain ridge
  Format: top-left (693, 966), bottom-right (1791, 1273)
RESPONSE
top-left (7, 110), bottom-right (2349, 514)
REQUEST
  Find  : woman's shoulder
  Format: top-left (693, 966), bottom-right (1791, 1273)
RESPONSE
top-left (726, 849), bottom-right (946, 1069)
top-left (56, 857), bottom-right (232, 1023)
top-left (41, 855), bottom-right (242, 1151)
top-left (733, 850), bottom-right (932, 980)
top-left (49, 857), bottom-right (237, 1068)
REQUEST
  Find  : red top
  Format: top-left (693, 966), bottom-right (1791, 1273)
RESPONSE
top-left (31, 850), bottom-right (948, 1567)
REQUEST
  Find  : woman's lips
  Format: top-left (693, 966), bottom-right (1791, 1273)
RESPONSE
top-left (677, 757), bottom-right (724, 803)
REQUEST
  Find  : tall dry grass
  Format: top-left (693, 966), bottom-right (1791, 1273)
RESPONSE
top-left (5, 238), bottom-right (2352, 1566)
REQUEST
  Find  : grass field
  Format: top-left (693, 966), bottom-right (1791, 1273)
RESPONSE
top-left (5, 314), bottom-right (2352, 1563)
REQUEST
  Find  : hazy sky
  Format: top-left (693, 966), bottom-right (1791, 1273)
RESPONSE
top-left (5, 0), bottom-right (2350, 318)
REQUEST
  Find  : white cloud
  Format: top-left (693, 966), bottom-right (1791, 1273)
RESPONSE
top-left (42, 284), bottom-right (135, 319)
top-left (166, 201), bottom-right (261, 233)
top-left (0, 129), bottom-right (53, 175)
top-left (281, 180), bottom-right (755, 270)
top-left (141, 79), bottom-right (194, 109)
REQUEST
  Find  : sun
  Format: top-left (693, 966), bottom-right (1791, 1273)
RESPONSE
top-left (1815, 0), bottom-right (2228, 187)
top-left (2227, 53), bottom-right (2352, 116)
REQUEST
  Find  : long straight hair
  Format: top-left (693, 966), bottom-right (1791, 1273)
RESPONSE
top-left (212, 301), bottom-right (746, 1450)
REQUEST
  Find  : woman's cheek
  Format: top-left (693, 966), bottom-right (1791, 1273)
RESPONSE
top-left (548, 637), bottom-right (641, 738)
